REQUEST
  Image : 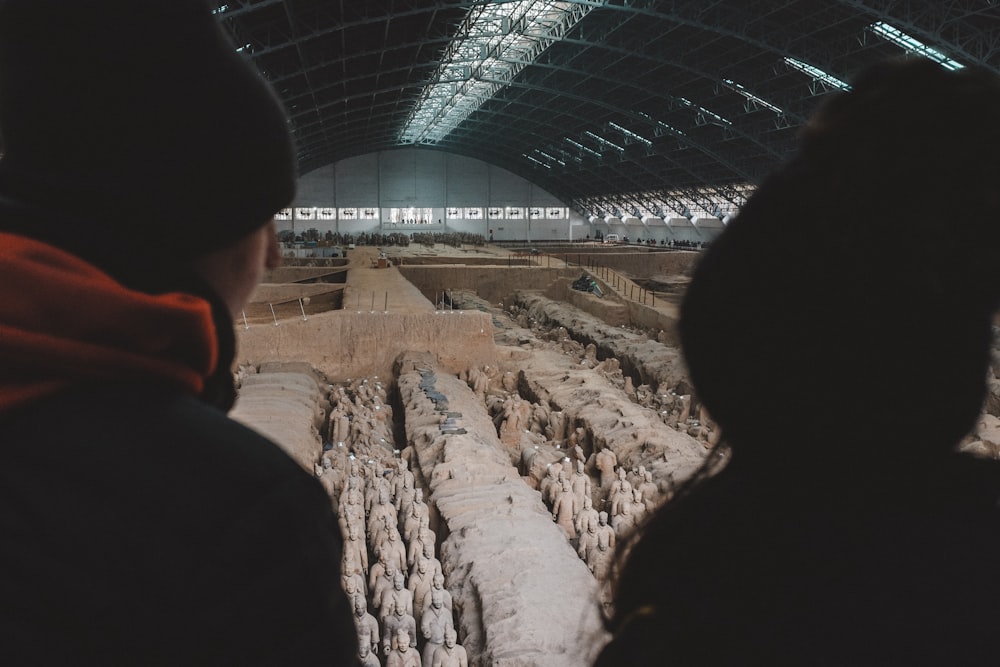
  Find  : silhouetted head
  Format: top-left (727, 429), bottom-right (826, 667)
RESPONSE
top-left (680, 58), bottom-right (1000, 469)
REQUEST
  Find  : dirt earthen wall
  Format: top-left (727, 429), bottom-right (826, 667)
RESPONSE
top-left (578, 250), bottom-right (701, 278)
top-left (397, 266), bottom-right (578, 305)
top-left (236, 310), bottom-right (498, 380)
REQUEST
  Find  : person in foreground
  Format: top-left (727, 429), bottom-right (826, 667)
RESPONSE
top-left (595, 58), bottom-right (1000, 666)
top-left (0, 1), bottom-right (356, 663)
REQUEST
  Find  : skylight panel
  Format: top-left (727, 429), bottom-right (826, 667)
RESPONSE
top-left (400, 1), bottom-right (596, 145)
top-left (784, 57), bottom-right (851, 91)
top-left (869, 21), bottom-right (964, 71)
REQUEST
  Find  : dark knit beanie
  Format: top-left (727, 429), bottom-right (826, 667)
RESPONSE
top-left (0, 0), bottom-right (296, 278)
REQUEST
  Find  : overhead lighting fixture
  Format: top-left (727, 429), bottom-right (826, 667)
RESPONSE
top-left (869, 21), bottom-right (964, 71)
top-left (535, 149), bottom-right (565, 166)
top-left (564, 137), bottom-right (602, 158)
top-left (677, 96), bottom-right (732, 126)
top-left (637, 112), bottom-right (687, 138)
top-left (721, 78), bottom-right (784, 114)
top-left (784, 57), bottom-right (851, 91)
top-left (608, 121), bottom-right (652, 146)
top-left (584, 130), bottom-right (624, 153)
top-left (400, 1), bottom-right (598, 145)
top-left (523, 153), bottom-right (552, 169)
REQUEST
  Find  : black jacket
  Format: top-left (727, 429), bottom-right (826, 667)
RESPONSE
top-left (0, 382), bottom-right (358, 665)
top-left (0, 229), bottom-right (356, 665)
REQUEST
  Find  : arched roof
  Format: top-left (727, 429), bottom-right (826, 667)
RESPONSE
top-left (214, 0), bottom-right (999, 216)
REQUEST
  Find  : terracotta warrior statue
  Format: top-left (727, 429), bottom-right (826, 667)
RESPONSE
top-left (431, 627), bottom-right (468, 667)
top-left (386, 628), bottom-right (420, 667)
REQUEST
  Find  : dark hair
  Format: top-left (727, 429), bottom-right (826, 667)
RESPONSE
top-left (600, 58), bottom-right (1000, 662)
top-left (682, 58), bottom-right (1000, 462)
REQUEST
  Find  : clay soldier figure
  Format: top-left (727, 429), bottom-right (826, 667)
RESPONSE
top-left (342, 570), bottom-right (366, 602)
top-left (424, 573), bottom-right (453, 617)
top-left (393, 458), bottom-right (416, 502)
top-left (386, 629), bottom-right (421, 667)
top-left (577, 512), bottom-right (600, 561)
top-left (539, 464), bottom-right (560, 507)
top-left (544, 469), bottom-right (567, 508)
top-left (395, 474), bottom-right (417, 525)
top-left (630, 488), bottom-right (647, 526)
top-left (570, 459), bottom-right (592, 509)
top-left (637, 468), bottom-right (659, 512)
top-left (413, 540), bottom-right (443, 581)
top-left (472, 365), bottom-right (491, 399)
top-left (404, 490), bottom-right (430, 544)
top-left (595, 511), bottom-right (616, 554)
top-left (609, 474), bottom-right (633, 518)
top-left (357, 640), bottom-right (381, 667)
top-left (408, 557), bottom-right (434, 625)
top-left (611, 495), bottom-right (637, 536)
top-left (366, 470), bottom-right (392, 520)
top-left (371, 562), bottom-right (398, 617)
top-left (377, 525), bottom-right (408, 574)
top-left (408, 526), bottom-right (437, 570)
top-left (382, 601), bottom-right (417, 657)
top-left (421, 589), bottom-right (454, 667)
top-left (371, 561), bottom-right (399, 614)
top-left (368, 548), bottom-right (391, 597)
top-left (339, 488), bottom-right (366, 540)
top-left (552, 478), bottom-right (579, 540)
top-left (342, 524), bottom-right (369, 581)
top-left (575, 495), bottom-right (600, 539)
top-left (368, 487), bottom-right (396, 543)
top-left (315, 456), bottom-right (338, 502)
top-left (338, 474), bottom-right (361, 515)
top-left (588, 529), bottom-right (614, 581)
top-left (594, 447), bottom-right (618, 499)
top-left (353, 594), bottom-right (380, 659)
top-left (431, 627), bottom-right (468, 667)
top-left (380, 571), bottom-right (414, 624)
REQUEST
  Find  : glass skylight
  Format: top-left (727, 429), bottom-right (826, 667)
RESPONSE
top-left (869, 21), bottom-right (964, 71)
top-left (399, 1), bottom-right (596, 145)
top-left (784, 57), bottom-right (851, 91)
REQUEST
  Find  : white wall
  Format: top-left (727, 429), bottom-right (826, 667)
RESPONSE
top-left (290, 148), bottom-right (575, 240)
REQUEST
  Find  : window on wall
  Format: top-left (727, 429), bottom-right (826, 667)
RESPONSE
top-left (529, 207), bottom-right (543, 219)
top-left (296, 207), bottom-right (317, 220)
top-left (506, 206), bottom-right (524, 219)
top-left (338, 208), bottom-right (357, 219)
top-left (488, 207), bottom-right (504, 219)
top-left (389, 207), bottom-right (434, 224)
top-left (465, 208), bottom-right (483, 219)
top-left (275, 208), bottom-right (292, 221)
top-left (362, 208), bottom-right (379, 220)
top-left (546, 207), bottom-right (566, 219)
top-left (446, 207), bottom-right (461, 219)
top-left (317, 208), bottom-right (336, 220)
